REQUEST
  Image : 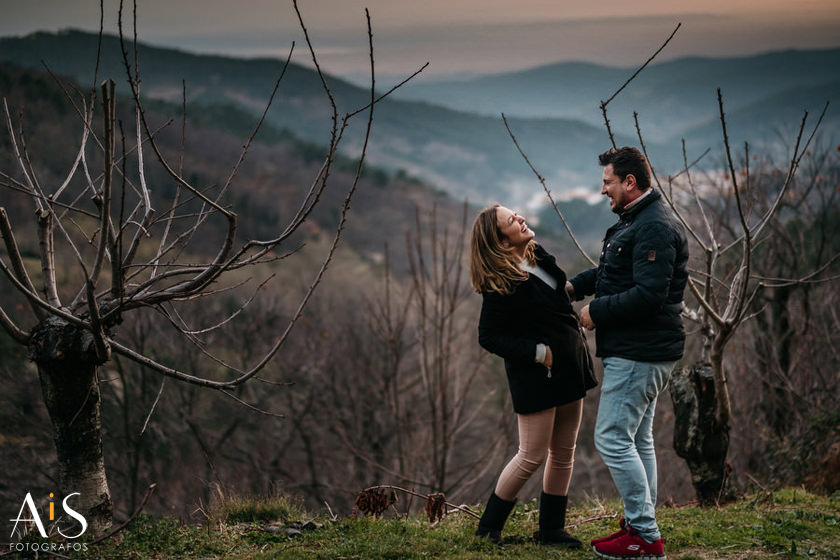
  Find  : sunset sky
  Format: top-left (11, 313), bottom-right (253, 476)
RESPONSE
top-left (2, 1), bottom-right (839, 79)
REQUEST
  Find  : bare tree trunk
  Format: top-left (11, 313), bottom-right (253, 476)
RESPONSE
top-left (29, 317), bottom-right (112, 536)
top-left (669, 361), bottom-right (730, 505)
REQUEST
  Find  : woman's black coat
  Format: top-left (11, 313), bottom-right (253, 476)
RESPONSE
top-left (478, 245), bottom-right (597, 414)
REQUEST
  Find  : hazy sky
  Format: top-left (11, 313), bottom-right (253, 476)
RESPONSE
top-left (2, 1), bottom-right (839, 78)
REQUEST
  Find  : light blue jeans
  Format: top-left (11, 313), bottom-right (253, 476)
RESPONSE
top-left (595, 357), bottom-right (676, 543)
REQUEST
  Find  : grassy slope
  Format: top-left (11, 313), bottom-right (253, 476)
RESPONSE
top-left (25, 488), bottom-right (838, 559)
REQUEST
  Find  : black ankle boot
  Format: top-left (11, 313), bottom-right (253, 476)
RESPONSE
top-left (475, 492), bottom-right (516, 545)
top-left (534, 492), bottom-right (582, 548)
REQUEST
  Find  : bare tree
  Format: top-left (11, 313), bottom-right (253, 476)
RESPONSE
top-left (503, 23), bottom-right (837, 505)
top-left (723, 138), bottom-right (840, 491)
top-left (0, 1), bottom-right (420, 534)
top-left (404, 203), bottom-right (504, 496)
top-left (660, 100), bottom-right (831, 503)
top-left (287, 203), bottom-right (510, 508)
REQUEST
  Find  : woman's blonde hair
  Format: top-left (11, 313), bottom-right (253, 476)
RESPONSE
top-left (469, 205), bottom-right (536, 295)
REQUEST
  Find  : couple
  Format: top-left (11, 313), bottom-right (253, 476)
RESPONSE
top-left (470, 146), bottom-right (689, 559)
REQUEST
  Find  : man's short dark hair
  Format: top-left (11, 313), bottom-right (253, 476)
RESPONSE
top-left (598, 147), bottom-right (651, 191)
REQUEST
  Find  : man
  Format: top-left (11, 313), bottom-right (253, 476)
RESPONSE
top-left (567, 146), bottom-right (688, 559)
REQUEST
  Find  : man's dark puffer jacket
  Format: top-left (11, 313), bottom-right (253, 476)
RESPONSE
top-left (569, 188), bottom-right (689, 362)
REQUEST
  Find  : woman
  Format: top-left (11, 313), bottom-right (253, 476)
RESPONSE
top-left (469, 204), bottom-right (597, 547)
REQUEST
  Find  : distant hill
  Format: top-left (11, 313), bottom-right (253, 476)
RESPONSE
top-left (0, 29), bottom-right (667, 205)
top-left (0, 60), bottom-right (607, 264)
top-left (0, 61), bottom-right (466, 272)
top-left (681, 81), bottom-right (840, 151)
top-left (393, 48), bottom-right (840, 146)
top-left (6, 31), bottom-right (827, 242)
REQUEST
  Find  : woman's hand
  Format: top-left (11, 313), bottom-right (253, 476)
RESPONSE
top-left (543, 345), bottom-right (553, 369)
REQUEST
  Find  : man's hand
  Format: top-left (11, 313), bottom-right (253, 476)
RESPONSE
top-left (543, 346), bottom-right (553, 369)
top-left (565, 281), bottom-right (575, 300)
top-left (579, 304), bottom-right (596, 330)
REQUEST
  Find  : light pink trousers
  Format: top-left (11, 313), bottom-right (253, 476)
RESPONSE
top-left (494, 398), bottom-right (583, 500)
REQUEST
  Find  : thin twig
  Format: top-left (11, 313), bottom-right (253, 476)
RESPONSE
top-left (139, 376), bottom-right (165, 436)
top-left (567, 512), bottom-right (620, 530)
top-left (600, 23), bottom-right (681, 146)
top-left (501, 114), bottom-right (597, 267)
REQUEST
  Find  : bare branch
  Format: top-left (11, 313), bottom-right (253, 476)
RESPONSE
top-left (633, 111), bottom-right (659, 184)
top-left (0, 207), bottom-right (44, 319)
top-left (219, 389), bottom-right (285, 418)
top-left (716, 90), bottom-right (754, 324)
top-left (150, 81), bottom-right (187, 280)
top-left (89, 79), bottom-right (116, 291)
top-left (758, 252), bottom-right (840, 288)
top-left (0, 303), bottom-right (29, 343)
top-left (687, 276), bottom-right (726, 327)
top-left (346, 61), bottom-right (430, 120)
top-left (218, 43), bottom-right (295, 201)
top-left (677, 141), bottom-right (715, 249)
top-left (85, 280), bottom-right (111, 362)
top-left (51, 101), bottom-right (95, 203)
top-left (100, 2), bottom-right (384, 390)
top-left (0, 248), bottom-right (89, 328)
top-left (2, 100), bottom-right (45, 213)
top-left (35, 210), bottom-right (61, 308)
top-left (106, 337), bottom-right (238, 388)
top-left (735, 281), bottom-right (765, 325)
top-left (215, 1), bottom-right (382, 383)
top-left (0, 0), bottom-right (424, 531)
top-left (111, 120), bottom-right (127, 301)
top-left (139, 376), bottom-right (165, 436)
top-left (157, 42), bottom-right (299, 272)
top-left (748, 103), bottom-right (827, 242)
top-left (501, 114), bottom-right (597, 267)
top-left (293, 0), bottom-right (338, 123)
top-left (115, 4), bottom-right (234, 221)
top-left (210, 14), bottom-right (428, 273)
top-left (600, 23), bottom-right (681, 146)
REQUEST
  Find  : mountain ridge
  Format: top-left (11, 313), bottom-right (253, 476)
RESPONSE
top-left (392, 47), bottom-right (840, 144)
top-left (1, 30), bottom-right (835, 206)
top-left (0, 29), bottom-right (636, 203)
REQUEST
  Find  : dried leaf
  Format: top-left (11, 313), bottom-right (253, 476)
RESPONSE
top-left (355, 487), bottom-right (397, 517)
top-left (424, 492), bottom-right (446, 523)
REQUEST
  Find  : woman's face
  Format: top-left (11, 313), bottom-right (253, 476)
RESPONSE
top-left (496, 206), bottom-right (534, 256)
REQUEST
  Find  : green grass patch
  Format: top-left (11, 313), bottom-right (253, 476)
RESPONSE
top-left (214, 490), bottom-right (304, 525)
top-left (41, 487), bottom-right (840, 559)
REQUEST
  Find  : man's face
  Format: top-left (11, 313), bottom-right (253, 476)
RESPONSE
top-left (602, 164), bottom-right (629, 214)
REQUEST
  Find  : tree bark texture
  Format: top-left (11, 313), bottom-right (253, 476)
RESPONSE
top-left (29, 316), bottom-right (113, 536)
top-left (669, 361), bottom-right (730, 505)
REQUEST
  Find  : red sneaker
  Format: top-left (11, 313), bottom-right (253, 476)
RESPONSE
top-left (590, 517), bottom-right (626, 546)
top-left (592, 526), bottom-right (666, 559)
